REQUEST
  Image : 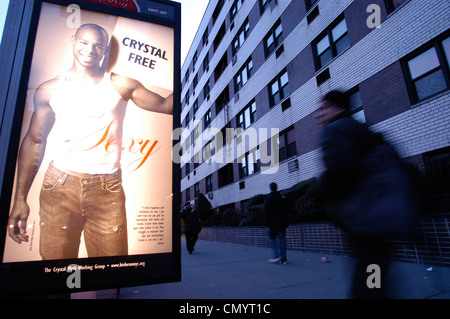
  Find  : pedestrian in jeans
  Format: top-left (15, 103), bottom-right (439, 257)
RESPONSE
top-left (264, 183), bottom-right (289, 264)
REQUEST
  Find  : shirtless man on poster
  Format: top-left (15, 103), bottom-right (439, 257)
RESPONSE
top-left (7, 23), bottom-right (173, 259)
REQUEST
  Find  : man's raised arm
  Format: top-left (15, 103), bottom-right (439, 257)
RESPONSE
top-left (111, 73), bottom-right (173, 115)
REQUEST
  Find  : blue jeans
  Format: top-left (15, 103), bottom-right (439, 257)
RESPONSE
top-left (268, 228), bottom-right (287, 262)
top-left (39, 162), bottom-right (128, 260)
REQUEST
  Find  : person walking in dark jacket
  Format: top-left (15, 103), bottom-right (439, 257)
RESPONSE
top-left (264, 183), bottom-right (289, 264)
top-left (315, 90), bottom-right (400, 298)
top-left (181, 202), bottom-right (201, 254)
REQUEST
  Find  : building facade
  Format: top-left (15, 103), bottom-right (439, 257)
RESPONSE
top-left (179, 0), bottom-right (450, 213)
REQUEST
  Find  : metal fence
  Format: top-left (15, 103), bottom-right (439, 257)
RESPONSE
top-left (198, 214), bottom-right (450, 266)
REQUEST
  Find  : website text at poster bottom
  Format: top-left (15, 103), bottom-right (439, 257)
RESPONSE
top-left (45, 261), bottom-right (146, 274)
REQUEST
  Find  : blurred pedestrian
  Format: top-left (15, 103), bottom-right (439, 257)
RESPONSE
top-left (315, 90), bottom-right (419, 298)
top-left (181, 202), bottom-right (201, 254)
top-left (264, 182), bottom-right (289, 264)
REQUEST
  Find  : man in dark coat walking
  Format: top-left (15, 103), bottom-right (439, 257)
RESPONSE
top-left (181, 202), bottom-right (201, 254)
top-left (264, 182), bottom-right (289, 264)
top-left (315, 90), bottom-right (402, 298)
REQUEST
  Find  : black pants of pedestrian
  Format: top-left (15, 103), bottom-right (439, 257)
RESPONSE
top-left (350, 237), bottom-right (392, 299)
top-left (185, 231), bottom-right (198, 253)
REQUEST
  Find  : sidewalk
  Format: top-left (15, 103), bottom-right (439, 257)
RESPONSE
top-left (118, 238), bottom-right (450, 299)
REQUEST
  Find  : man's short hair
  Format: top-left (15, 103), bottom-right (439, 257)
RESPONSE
top-left (75, 23), bottom-right (109, 42)
top-left (322, 90), bottom-right (351, 113)
top-left (270, 182), bottom-right (277, 192)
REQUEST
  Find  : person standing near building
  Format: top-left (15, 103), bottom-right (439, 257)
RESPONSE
top-left (181, 202), bottom-right (201, 254)
top-left (264, 182), bottom-right (288, 264)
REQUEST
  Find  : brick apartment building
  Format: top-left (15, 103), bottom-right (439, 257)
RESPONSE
top-left (178, 0), bottom-right (450, 214)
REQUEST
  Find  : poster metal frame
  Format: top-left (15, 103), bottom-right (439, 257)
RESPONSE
top-left (0, 0), bottom-right (181, 297)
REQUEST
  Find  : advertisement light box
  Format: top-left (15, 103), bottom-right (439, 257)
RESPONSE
top-left (0, 0), bottom-right (181, 296)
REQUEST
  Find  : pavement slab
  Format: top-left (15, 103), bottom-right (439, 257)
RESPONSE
top-left (118, 238), bottom-right (450, 299)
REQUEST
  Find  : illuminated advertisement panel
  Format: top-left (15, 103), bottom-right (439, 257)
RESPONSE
top-left (0, 0), bottom-right (180, 296)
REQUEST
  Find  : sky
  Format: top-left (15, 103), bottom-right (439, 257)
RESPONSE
top-left (174, 0), bottom-right (209, 64)
top-left (0, 0), bottom-right (209, 64)
top-left (0, 0), bottom-right (8, 44)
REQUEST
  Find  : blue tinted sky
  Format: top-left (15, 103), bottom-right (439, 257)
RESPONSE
top-left (0, 0), bottom-right (9, 44)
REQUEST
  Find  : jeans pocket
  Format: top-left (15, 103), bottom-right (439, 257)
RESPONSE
top-left (41, 170), bottom-right (64, 191)
top-left (105, 178), bottom-right (123, 193)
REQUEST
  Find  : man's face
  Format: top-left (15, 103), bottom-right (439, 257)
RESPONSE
top-left (72, 27), bottom-right (108, 68)
top-left (315, 101), bottom-right (345, 126)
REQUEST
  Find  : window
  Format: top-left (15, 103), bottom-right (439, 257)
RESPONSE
top-left (216, 123), bottom-right (231, 151)
top-left (423, 146), bottom-right (450, 213)
top-left (193, 50), bottom-right (198, 66)
top-left (184, 69), bottom-right (190, 84)
top-left (184, 110), bottom-right (190, 127)
top-left (183, 138), bottom-right (191, 158)
top-left (234, 58), bottom-right (253, 92)
top-left (212, 0), bottom-right (225, 25)
top-left (314, 17), bottom-right (350, 69)
top-left (281, 97), bottom-right (291, 111)
top-left (193, 74), bottom-right (198, 89)
top-left (204, 108), bottom-right (212, 128)
top-left (305, 0), bottom-right (318, 11)
top-left (386, 0), bottom-right (409, 13)
top-left (185, 187), bottom-right (190, 202)
top-left (215, 52), bottom-right (228, 81)
top-left (239, 148), bottom-right (260, 178)
top-left (203, 52), bottom-right (209, 72)
top-left (237, 100), bottom-right (257, 129)
top-left (264, 20), bottom-right (283, 57)
top-left (202, 28), bottom-right (208, 46)
top-left (193, 122), bottom-right (202, 146)
top-left (230, 0), bottom-right (243, 21)
top-left (218, 164), bottom-right (234, 188)
top-left (232, 19), bottom-right (250, 55)
top-left (215, 86), bottom-right (230, 114)
top-left (316, 68), bottom-right (330, 86)
top-left (193, 98), bottom-right (198, 115)
top-left (260, 0), bottom-right (270, 14)
top-left (194, 152), bottom-right (201, 169)
top-left (204, 141), bottom-right (214, 162)
top-left (307, 5), bottom-right (319, 25)
top-left (269, 69), bottom-right (290, 107)
top-left (185, 162), bottom-right (190, 176)
top-left (348, 88), bottom-right (365, 123)
top-left (206, 174), bottom-right (213, 193)
top-left (278, 127), bottom-right (297, 162)
top-left (184, 89), bottom-right (190, 105)
top-left (405, 36), bottom-right (450, 102)
top-left (203, 80), bottom-right (210, 100)
top-left (194, 182), bottom-right (200, 199)
top-left (214, 22), bottom-right (226, 52)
